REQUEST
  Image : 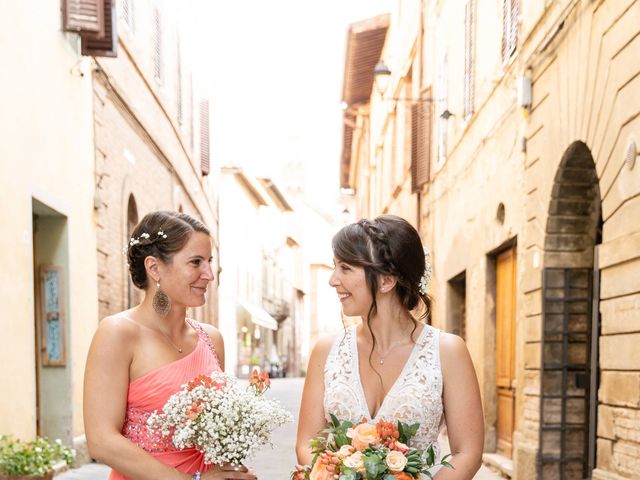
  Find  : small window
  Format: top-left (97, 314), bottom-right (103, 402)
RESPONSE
top-left (463, 0), bottom-right (476, 119)
top-left (122, 0), bottom-right (135, 33)
top-left (501, 0), bottom-right (519, 63)
top-left (153, 8), bottom-right (163, 82)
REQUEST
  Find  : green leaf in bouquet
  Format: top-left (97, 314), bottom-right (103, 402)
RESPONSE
top-left (330, 413), bottom-right (341, 428)
top-left (421, 445), bottom-right (435, 467)
top-left (441, 459), bottom-right (454, 470)
top-left (339, 467), bottom-right (358, 480)
top-left (397, 420), bottom-right (420, 444)
top-left (382, 475), bottom-right (397, 480)
top-left (363, 453), bottom-right (387, 479)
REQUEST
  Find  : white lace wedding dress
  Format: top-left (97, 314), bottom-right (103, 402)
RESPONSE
top-left (324, 324), bottom-right (445, 477)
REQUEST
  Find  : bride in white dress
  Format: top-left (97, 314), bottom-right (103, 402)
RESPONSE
top-left (296, 215), bottom-right (484, 479)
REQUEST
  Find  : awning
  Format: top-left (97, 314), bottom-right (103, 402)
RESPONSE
top-left (238, 299), bottom-right (278, 330)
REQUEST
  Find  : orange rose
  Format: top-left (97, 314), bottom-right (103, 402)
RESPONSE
top-left (393, 473), bottom-right (414, 480)
top-left (308, 459), bottom-right (333, 480)
top-left (347, 422), bottom-right (381, 450)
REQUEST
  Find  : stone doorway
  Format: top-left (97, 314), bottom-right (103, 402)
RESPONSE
top-left (539, 141), bottom-right (602, 479)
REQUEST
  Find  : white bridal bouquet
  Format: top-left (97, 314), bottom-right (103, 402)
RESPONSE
top-left (148, 370), bottom-right (293, 465)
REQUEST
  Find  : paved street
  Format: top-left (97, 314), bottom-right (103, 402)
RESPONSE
top-left (58, 377), bottom-right (504, 479)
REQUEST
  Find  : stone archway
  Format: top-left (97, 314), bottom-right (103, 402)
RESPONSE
top-left (539, 141), bottom-right (602, 479)
top-left (126, 194), bottom-right (140, 309)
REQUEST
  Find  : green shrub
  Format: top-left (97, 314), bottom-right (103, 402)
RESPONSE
top-left (0, 436), bottom-right (75, 476)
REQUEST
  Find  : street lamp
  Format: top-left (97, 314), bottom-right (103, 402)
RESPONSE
top-left (372, 61), bottom-right (435, 106)
top-left (373, 62), bottom-right (392, 95)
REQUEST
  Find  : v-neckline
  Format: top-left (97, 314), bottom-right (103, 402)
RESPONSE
top-left (351, 324), bottom-right (428, 421)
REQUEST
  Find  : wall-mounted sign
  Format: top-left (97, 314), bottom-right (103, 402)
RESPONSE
top-left (39, 265), bottom-right (66, 366)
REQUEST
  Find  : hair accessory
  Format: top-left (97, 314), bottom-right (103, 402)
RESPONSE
top-left (192, 471), bottom-right (201, 480)
top-left (153, 280), bottom-right (171, 317)
top-left (418, 246), bottom-right (432, 295)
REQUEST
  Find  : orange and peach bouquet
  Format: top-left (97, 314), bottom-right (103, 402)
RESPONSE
top-left (291, 415), bottom-right (452, 480)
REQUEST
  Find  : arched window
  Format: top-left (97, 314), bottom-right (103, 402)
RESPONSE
top-left (126, 194), bottom-right (139, 309)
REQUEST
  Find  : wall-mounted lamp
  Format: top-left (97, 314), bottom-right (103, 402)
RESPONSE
top-left (372, 62), bottom-right (433, 104)
top-left (440, 109), bottom-right (455, 120)
top-left (373, 62), bottom-right (392, 95)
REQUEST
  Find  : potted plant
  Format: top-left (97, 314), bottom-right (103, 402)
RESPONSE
top-left (0, 435), bottom-right (75, 480)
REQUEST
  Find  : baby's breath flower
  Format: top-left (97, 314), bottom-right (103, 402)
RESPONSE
top-left (148, 371), bottom-right (293, 465)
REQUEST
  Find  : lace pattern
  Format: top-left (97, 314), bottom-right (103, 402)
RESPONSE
top-left (323, 325), bottom-right (443, 459)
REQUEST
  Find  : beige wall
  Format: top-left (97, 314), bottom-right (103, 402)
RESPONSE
top-left (0, 1), bottom-right (98, 442)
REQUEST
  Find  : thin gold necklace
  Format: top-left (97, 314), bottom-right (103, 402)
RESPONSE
top-left (155, 320), bottom-right (187, 353)
top-left (375, 341), bottom-right (409, 365)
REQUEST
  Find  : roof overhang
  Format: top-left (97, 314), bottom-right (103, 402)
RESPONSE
top-left (341, 14), bottom-right (390, 107)
top-left (258, 177), bottom-right (293, 212)
top-left (340, 14), bottom-right (389, 189)
top-left (222, 166), bottom-right (268, 207)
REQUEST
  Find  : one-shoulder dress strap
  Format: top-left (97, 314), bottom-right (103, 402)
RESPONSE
top-left (186, 318), bottom-right (221, 365)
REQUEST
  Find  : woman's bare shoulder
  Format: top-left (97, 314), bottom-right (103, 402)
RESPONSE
top-left (193, 320), bottom-right (220, 335)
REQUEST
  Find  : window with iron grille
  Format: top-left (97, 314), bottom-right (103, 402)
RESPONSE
top-left (153, 7), bottom-right (163, 82)
top-left (501, 0), bottom-right (518, 63)
top-left (463, 0), bottom-right (476, 120)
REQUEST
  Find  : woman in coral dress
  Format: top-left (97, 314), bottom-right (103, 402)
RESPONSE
top-left (296, 215), bottom-right (484, 479)
top-left (84, 211), bottom-right (255, 480)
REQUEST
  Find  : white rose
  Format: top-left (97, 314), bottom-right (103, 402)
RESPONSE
top-left (343, 451), bottom-right (365, 472)
top-left (337, 445), bottom-right (355, 458)
top-left (386, 450), bottom-right (408, 473)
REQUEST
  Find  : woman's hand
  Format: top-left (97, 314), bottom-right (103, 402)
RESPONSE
top-left (201, 463), bottom-right (257, 480)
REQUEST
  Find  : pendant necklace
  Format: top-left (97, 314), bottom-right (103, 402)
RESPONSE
top-left (155, 320), bottom-right (186, 353)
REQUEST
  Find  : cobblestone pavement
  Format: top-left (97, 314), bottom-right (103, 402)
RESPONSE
top-left (57, 377), bottom-right (505, 479)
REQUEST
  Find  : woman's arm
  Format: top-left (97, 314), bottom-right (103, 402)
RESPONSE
top-left (295, 335), bottom-right (335, 466)
top-left (83, 317), bottom-right (189, 480)
top-left (435, 333), bottom-right (484, 479)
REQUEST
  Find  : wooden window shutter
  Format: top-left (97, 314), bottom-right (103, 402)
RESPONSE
top-left (81, 0), bottom-right (117, 57)
top-left (411, 92), bottom-right (432, 192)
top-left (153, 8), bottom-right (162, 81)
top-left (62, 0), bottom-right (104, 34)
top-left (463, 0), bottom-right (475, 119)
top-left (199, 100), bottom-right (210, 176)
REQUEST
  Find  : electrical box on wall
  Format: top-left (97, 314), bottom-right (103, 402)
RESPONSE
top-left (517, 75), bottom-right (532, 109)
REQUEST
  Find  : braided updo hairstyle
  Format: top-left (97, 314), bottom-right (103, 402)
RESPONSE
top-left (332, 215), bottom-right (432, 371)
top-left (127, 211), bottom-right (210, 289)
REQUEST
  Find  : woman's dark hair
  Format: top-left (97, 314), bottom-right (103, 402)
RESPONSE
top-left (127, 211), bottom-right (210, 289)
top-left (332, 214), bottom-right (432, 375)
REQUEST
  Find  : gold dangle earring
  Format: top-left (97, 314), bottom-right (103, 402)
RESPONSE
top-left (153, 280), bottom-right (171, 316)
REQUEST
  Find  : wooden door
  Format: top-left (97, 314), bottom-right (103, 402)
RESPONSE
top-left (496, 246), bottom-right (517, 457)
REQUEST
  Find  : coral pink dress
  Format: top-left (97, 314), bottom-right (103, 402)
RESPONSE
top-left (109, 319), bottom-right (221, 480)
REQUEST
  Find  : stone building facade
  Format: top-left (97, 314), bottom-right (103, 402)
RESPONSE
top-left (91, 0), bottom-right (219, 324)
top-left (0, 0), bottom-right (217, 458)
top-left (340, 1), bottom-right (640, 478)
